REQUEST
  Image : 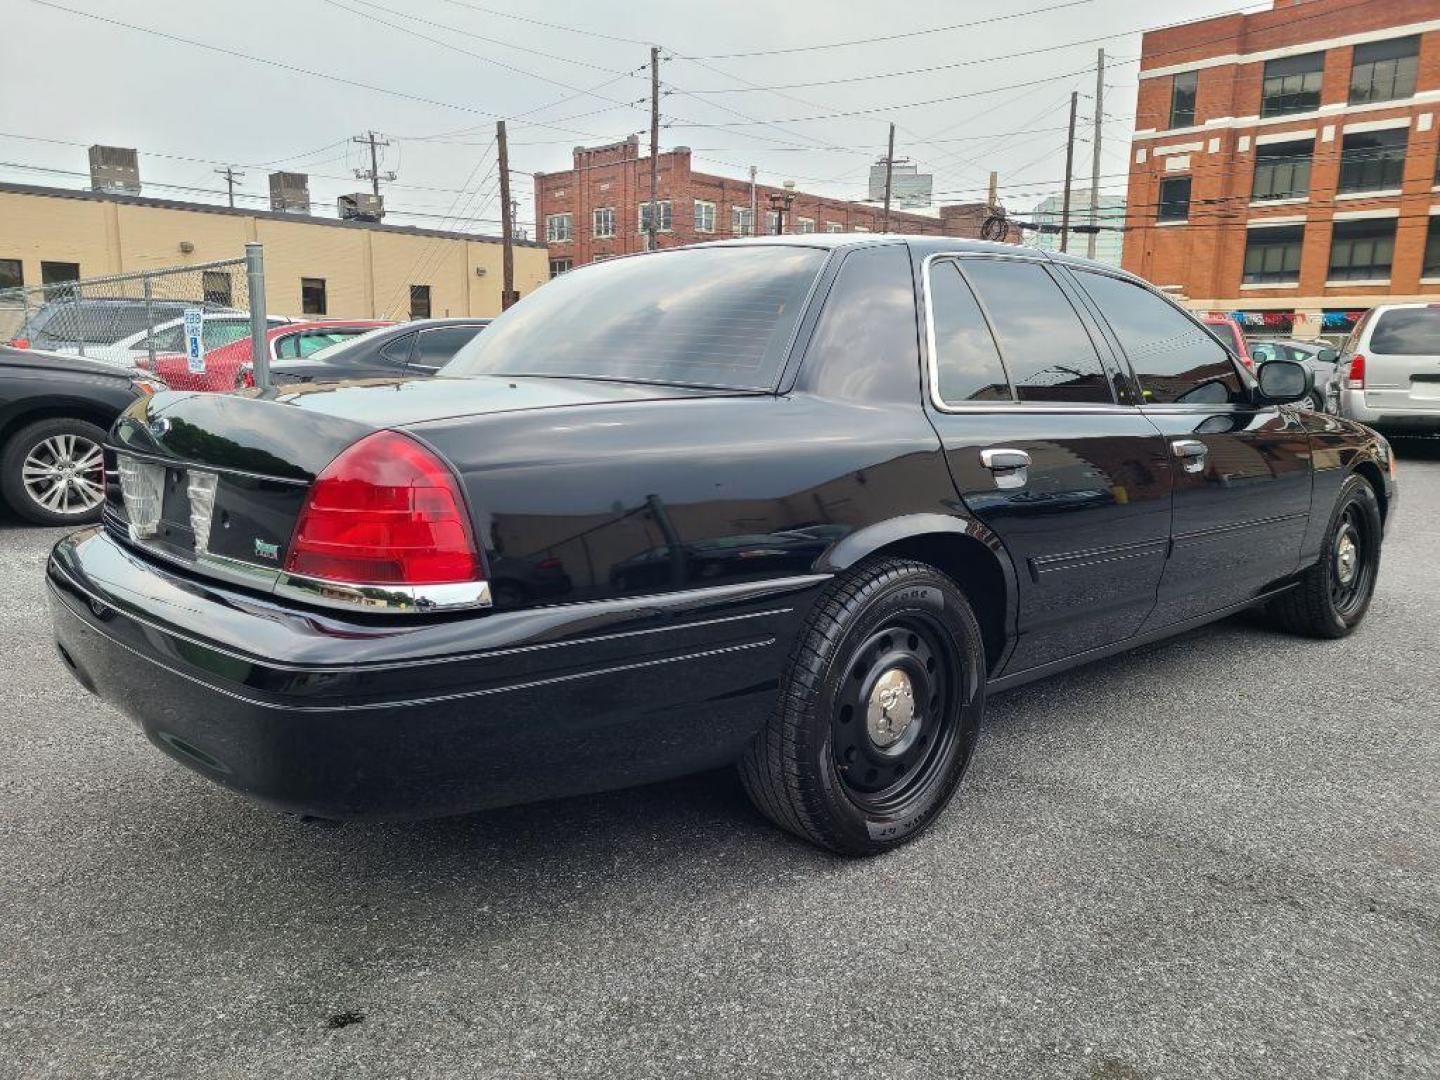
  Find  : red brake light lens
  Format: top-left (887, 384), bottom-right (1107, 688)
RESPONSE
top-left (1346, 354), bottom-right (1365, 389)
top-left (10, 338), bottom-right (29, 348)
top-left (286, 431), bottom-right (481, 586)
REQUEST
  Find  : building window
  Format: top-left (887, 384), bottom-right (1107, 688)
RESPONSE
top-left (41, 261), bottom-right (80, 298)
top-left (693, 200), bottom-right (716, 233)
top-left (1261, 52), bottom-right (1324, 118)
top-left (1242, 226), bottom-right (1304, 284)
top-left (1169, 70), bottom-right (1198, 129)
top-left (794, 217), bottom-right (816, 234)
top-left (1157, 176), bottom-right (1191, 222)
top-left (1338, 128), bottom-right (1407, 194)
top-left (410, 284), bottom-right (431, 319)
top-left (825, 222), bottom-right (843, 233)
top-left (638, 200), bottom-right (673, 233)
top-left (852, 225), bottom-right (870, 233)
top-left (592, 207), bottom-right (614, 239)
top-left (0, 258), bottom-right (22, 290)
top-left (301, 277), bottom-right (326, 315)
top-left (765, 210), bottom-right (781, 234)
top-left (202, 270), bottom-right (233, 307)
top-left (1251, 139), bottom-right (1312, 201)
top-left (1328, 218), bottom-right (1396, 282)
top-left (545, 213), bottom-right (573, 243)
top-left (731, 206), bottom-right (754, 236)
top-left (1350, 36), bottom-right (1419, 105)
top-left (1424, 218), bottom-right (1440, 279)
top-left (549, 258), bottom-right (572, 278)
top-left (592, 255), bottom-right (613, 263)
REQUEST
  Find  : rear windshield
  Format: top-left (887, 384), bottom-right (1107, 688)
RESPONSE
top-left (443, 246), bottom-right (828, 389)
top-left (1206, 321), bottom-right (1241, 354)
top-left (1370, 308), bottom-right (1440, 355)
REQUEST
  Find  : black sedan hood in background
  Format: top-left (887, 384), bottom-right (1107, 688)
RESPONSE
top-left (0, 346), bottom-right (142, 381)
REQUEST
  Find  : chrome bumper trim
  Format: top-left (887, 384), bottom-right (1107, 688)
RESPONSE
top-left (273, 573), bottom-right (492, 614)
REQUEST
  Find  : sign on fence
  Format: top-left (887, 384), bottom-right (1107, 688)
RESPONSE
top-left (184, 307), bottom-right (205, 374)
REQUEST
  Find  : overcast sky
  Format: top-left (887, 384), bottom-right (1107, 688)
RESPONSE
top-left (1, 0), bottom-right (1238, 237)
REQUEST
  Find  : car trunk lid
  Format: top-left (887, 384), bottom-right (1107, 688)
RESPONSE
top-left (104, 375), bottom-right (749, 592)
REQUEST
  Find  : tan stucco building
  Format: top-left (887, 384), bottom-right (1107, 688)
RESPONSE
top-left (0, 181), bottom-right (549, 320)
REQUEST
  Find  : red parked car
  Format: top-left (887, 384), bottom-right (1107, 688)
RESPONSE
top-left (151, 320), bottom-right (390, 392)
top-left (1200, 314), bottom-right (1255, 371)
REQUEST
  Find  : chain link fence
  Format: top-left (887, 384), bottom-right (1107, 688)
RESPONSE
top-left (0, 256), bottom-right (267, 388)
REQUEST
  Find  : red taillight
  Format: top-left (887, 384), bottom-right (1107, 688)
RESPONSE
top-left (286, 431), bottom-right (481, 586)
top-left (10, 338), bottom-right (29, 348)
top-left (1346, 354), bottom-right (1366, 389)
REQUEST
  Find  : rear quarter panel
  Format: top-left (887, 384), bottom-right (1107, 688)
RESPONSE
top-left (409, 394), bottom-right (958, 607)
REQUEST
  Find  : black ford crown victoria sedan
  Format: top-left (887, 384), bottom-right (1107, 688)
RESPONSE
top-left (47, 237), bottom-right (1396, 855)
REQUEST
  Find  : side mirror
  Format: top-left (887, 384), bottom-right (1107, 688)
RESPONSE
top-left (1317, 347), bottom-right (1338, 364)
top-left (1257, 358), bottom-right (1311, 404)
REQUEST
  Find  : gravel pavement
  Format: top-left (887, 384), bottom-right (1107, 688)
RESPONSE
top-left (1, 442), bottom-right (1437, 1080)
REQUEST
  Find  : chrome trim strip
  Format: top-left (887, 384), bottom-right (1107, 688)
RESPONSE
top-left (103, 445), bottom-right (311, 486)
top-left (917, 252), bottom-right (1137, 416)
top-left (273, 573), bottom-right (492, 614)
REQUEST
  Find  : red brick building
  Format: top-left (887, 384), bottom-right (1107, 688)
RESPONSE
top-left (534, 137), bottom-right (997, 275)
top-left (1122, 0), bottom-right (1440, 338)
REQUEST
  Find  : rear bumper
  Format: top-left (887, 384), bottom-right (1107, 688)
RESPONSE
top-left (1338, 389), bottom-right (1440, 432)
top-left (48, 529), bottom-right (819, 819)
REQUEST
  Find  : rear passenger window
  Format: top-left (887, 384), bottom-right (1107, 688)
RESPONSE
top-left (960, 259), bottom-right (1114, 404)
top-left (800, 245), bottom-right (921, 403)
top-left (929, 260), bottom-right (1010, 403)
top-left (1076, 271), bottom-right (1245, 405)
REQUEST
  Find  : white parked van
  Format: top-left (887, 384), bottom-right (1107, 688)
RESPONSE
top-left (1335, 303), bottom-right (1440, 431)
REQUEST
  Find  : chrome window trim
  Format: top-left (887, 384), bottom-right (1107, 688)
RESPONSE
top-left (918, 252), bottom-right (1137, 415)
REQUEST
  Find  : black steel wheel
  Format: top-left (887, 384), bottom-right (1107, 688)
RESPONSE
top-left (740, 557), bottom-right (987, 856)
top-left (1269, 472), bottom-right (1383, 638)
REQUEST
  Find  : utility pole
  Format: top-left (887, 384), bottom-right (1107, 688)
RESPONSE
top-left (214, 166), bottom-right (244, 208)
top-left (648, 46), bottom-right (660, 252)
top-left (1060, 90), bottom-right (1078, 254)
top-left (987, 170), bottom-right (998, 212)
top-left (768, 181), bottom-right (796, 235)
top-left (1087, 49), bottom-right (1105, 260)
top-left (352, 130), bottom-right (396, 197)
top-left (881, 122), bottom-right (897, 232)
top-left (496, 120), bottom-right (518, 310)
top-left (749, 165), bottom-right (757, 236)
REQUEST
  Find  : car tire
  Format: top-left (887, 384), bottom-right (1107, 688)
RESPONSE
top-left (739, 558), bottom-right (987, 856)
top-left (1306, 391), bottom-right (1324, 412)
top-left (1268, 473), bottom-right (1382, 639)
top-left (1, 417), bottom-right (109, 526)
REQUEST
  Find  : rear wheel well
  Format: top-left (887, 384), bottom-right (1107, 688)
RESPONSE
top-left (0, 407), bottom-right (115, 453)
top-left (864, 532), bottom-right (1009, 674)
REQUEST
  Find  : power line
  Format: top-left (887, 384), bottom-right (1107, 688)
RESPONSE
top-left (679, 0), bottom-right (1098, 60)
top-left (22, 0), bottom-right (617, 141)
top-left (433, 0), bottom-right (652, 47)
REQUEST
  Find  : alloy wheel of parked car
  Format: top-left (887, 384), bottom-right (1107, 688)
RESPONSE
top-left (2, 418), bottom-right (108, 525)
top-left (740, 558), bottom-right (986, 855)
top-left (1268, 473), bottom-right (1382, 638)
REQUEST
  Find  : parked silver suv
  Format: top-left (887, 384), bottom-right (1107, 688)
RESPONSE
top-left (1335, 303), bottom-right (1440, 432)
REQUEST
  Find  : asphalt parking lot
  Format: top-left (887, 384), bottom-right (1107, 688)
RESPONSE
top-left (1, 444), bottom-right (1437, 1080)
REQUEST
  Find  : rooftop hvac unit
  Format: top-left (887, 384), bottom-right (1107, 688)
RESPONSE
top-left (88, 145), bottom-right (140, 194)
top-left (269, 171), bottom-right (311, 213)
top-left (338, 192), bottom-right (384, 222)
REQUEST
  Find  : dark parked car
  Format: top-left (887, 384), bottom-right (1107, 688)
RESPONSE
top-left (269, 318), bottom-right (491, 385)
top-left (47, 238), bottom-right (1397, 855)
top-left (10, 296), bottom-right (223, 352)
top-left (0, 346), bottom-right (158, 524)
